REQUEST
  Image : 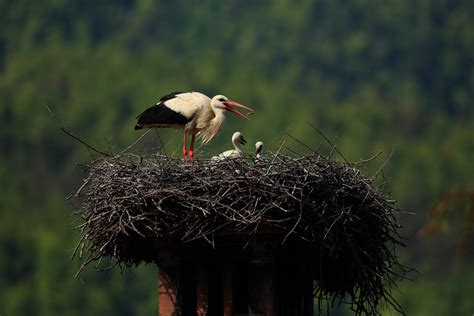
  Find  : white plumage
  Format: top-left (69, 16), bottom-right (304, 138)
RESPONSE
top-left (212, 132), bottom-right (247, 160)
top-left (135, 92), bottom-right (254, 160)
top-left (255, 141), bottom-right (264, 159)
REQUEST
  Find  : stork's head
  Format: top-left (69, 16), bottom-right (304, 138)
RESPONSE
top-left (255, 141), bottom-right (264, 156)
top-left (211, 95), bottom-right (255, 120)
top-left (232, 131), bottom-right (247, 146)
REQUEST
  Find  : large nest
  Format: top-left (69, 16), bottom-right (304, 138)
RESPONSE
top-left (72, 150), bottom-right (409, 315)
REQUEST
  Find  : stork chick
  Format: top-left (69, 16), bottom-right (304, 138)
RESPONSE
top-left (255, 141), bottom-right (264, 159)
top-left (212, 132), bottom-right (247, 160)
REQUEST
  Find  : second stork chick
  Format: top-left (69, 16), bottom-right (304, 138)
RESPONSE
top-left (255, 141), bottom-right (264, 159)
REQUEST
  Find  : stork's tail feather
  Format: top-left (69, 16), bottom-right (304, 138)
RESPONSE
top-left (134, 125), bottom-right (142, 130)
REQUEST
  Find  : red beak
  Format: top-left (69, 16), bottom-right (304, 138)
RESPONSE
top-left (224, 100), bottom-right (255, 120)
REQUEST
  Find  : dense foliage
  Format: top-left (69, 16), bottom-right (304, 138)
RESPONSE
top-left (1, 1), bottom-right (473, 315)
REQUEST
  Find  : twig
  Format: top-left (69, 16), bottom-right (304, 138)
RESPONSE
top-left (307, 122), bottom-right (349, 163)
top-left (353, 151), bottom-right (383, 165)
top-left (118, 129), bottom-right (152, 156)
top-left (372, 148), bottom-right (395, 179)
top-left (46, 105), bottom-right (111, 157)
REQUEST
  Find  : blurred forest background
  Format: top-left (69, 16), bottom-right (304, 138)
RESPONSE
top-left (1, 0), bottom-right (473, 315)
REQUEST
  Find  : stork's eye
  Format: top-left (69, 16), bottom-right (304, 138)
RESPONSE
top-left (219, 98), bottom-right (226, 102)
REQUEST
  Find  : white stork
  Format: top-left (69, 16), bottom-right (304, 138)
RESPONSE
top-left (255, 141), bottom-right (264, 159)
top-left (135, 92), bottom-right (254, 160)
top-left (212, 131), bottom-right (247, 160)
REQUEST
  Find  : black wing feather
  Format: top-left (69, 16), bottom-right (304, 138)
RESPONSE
top-left (135, 91), bottom-right (185, 119)
top-left (159, 91), bottom-right (185, 102)
top-left (135, 103), bottom-right (190, 130)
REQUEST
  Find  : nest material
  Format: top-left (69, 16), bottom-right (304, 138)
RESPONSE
top-left (73, 151), bottom-right (408, 315)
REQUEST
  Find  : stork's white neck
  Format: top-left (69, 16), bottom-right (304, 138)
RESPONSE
top-left (210, 108), bottom-right (226, 132)
top-left (233, 138), bottom-right (244, 153)
top-left (199, 108), bottom-right (226, 144)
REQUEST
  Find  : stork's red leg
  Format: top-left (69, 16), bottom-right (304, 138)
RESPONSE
top-left (183, 132), bottom-right (188, 160)
top-left (189, 133), bottom-right (196, 159)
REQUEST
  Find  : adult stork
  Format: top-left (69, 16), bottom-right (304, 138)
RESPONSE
top-left (255, 141), bottom-right (264, 159)
top-left (212, 131), bottom-right (247, 160)
top-left (135, 92), bottom-right (254, 160)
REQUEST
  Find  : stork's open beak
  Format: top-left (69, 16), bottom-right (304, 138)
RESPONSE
top-left (224, 100), bottom-right (255, 120)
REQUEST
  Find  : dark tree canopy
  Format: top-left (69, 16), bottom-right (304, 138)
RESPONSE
top-left (1, 1), bottom-right (473, 315)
